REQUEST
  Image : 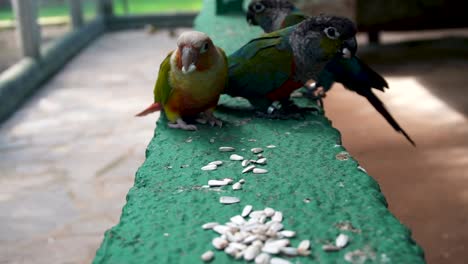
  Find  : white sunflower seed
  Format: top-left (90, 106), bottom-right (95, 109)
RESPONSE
top-left (261, 243), bottom-right (280, 254)
top-left (252, 240), bottom-right (264, 247)
top-left (249, 210), bottom-right (265, 219)
top-left (297, 249), bottom-right (311, 256)
top-left (269, 222), bottom-right (284, 232)
top-left (271, 257), bottom-right (291, 264)
top-left (243, 235), bottom-right (257, 244)
top-left (209, 160), bottom-right (223, 166)
top-left (241, 160), bottom-right (250, 167)
top-left (272, 211), bottom-right (283, 222)
top-left (357, 165), bottom-right (367, 173)
top-left (219, 146), bottom-right (235, 152)
top-left (255, 158), bottom-right (267, 164)
top-left (280, 247), bottom-right (298, 256)
top-left (223, 178), bottom-right (234, 185)
top-left (202, 164), bottom-right (217, 171)
top-left (230, 242), bottom-right (247, 250)
top-left (201, 250), bottom-right (214, 262)
top-left (335, 233), bottom-right (349, 248)
top-left (242, 165), bottom-right (256, 173)
top-left (230, 215), bottom-right (246, 225)
top-left (254, 252), bottom-right (270, 264)
top-left (298, 240), bottom-right (310, 251)
top-left (220, 196), bottom-right (240, 204)
top-left (232, 182), bottom-right (242, 190)
top-left (278, 230), bottom-right (295, 238)
top-left (264, 207), bottom-right (275, 217)
top-left (266, 145), bottom-right (276, 148)
top-left (234, 251), bottom-right (244, 259)
top-left (257, 154), bottom-right (264, 158)
top-left (212, 237), bottom-right (229, 250)
top-left (253, 168), bottom-right (268, 174)
top-left (202, 222), bottom-right (219, 230)
top-left (230, 154), bottom-right (244, 161)
top-left (239, 179), bottom-right (246, 184)
top-left (224, 246), bottom-right (238, 256)
top-left (208, 180), bottom-right (229, 187)
top-left (244, 244), bottom-right (261, 261)
top-left (213, 225), bottom-right (230, 235)
top-left (241, 205), bottom-right (253, 217)
top-left (251, 148), bottom-right (263, 154)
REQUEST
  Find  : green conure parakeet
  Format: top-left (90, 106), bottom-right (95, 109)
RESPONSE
top-left (246, 0), bottom-right (415, 145)
top-left (136, 31), bottom-right (228, 131)
top-left (226, 15), bottom-right (357, 115)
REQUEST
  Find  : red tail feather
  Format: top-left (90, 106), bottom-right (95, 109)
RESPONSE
top-left (135, 103), bottom-right (162, 117)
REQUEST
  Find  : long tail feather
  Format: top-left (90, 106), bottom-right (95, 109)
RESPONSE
top-left (363, 90), bottom-right (416, 146)
top-left (135, 102), bottom-right (162, 117)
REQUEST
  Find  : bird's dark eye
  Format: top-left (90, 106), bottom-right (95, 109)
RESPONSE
top-left (200, 42), bottom-right (209, 53)
top-left (253, 3), bottom-right (265, 13)
top-left (324, 27), bottom-right (340, 39)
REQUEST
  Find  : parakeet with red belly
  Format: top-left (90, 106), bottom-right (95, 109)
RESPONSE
top-left (136, 31), bottom-right (228, 130)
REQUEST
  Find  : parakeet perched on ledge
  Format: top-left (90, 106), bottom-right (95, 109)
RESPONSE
top-left (226, 15), bottom-right (357, 116)
top-left (245, 0), bottom-right (415, 145)
top-left (136, 31), bottom-right (228, 131)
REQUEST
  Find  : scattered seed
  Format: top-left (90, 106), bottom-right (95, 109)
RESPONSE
top-left (242, 160), bottom-right (250, 167)
top-left (232, 182), bottom-right (242, 190)
top-left (223, 178), bottom-right (234, 184)
top-left (253, 168), bottom-right (268, 174)
top-left (202, 222), bottom-right (219, 230)
top-left (230, 154), bottom-right (244, 161)
top-left (322, 244), bottom-right (341, 252)
top-left (257, 153), bottom-right (264, 158)
top-left (248, 139), bottom-right (257, 142)
top-left (209, 138), bottom-right (215, 143)
top-left (336, 151), bottom-right (349, 161)
top-left (220, 196), bottom-right (240, 204)
top-left (219, 146), bottom-right (235, 152)
top-left (242, 205), bottom-right (253, 217)
top-left (229, 242), bottom-right (247, 250)
top-left (335, 233), bottom-right (349, 248)
top-left (231, 215), bottom-right (246, 225)
top-left (264, 207), bottom-right (275, 217)
top-left (269, 222), bottom-right (284, 232)
top-left (262, 243), bottom-right (281, 254)
top-left (243, 234), bottom-right (257, 244)
top-left (298, 240), bottom-right (310, 251)
top-left (242, 165), bottom-right (256, 173)
top-left (303, 198), bottom-right (311, 203)
top-left (212, 237), bottom-right (229, 250)
top-left (224, 246), bottom-right (237, 256)
top-left (208, 180), bottom-right (229, 187)
top-left (272, 211), bottom-right (283, 222)
top-left (213, 225), bottom-right (230, 235)
top-left (209, 160), bottom-right (223, 166)
top-left (266, 145), bottom-right (276, 148)
top-left (251, 148), bottom-right (263, 154)
top-left (271, 257), bottom-right (292, 264)
top-left (239, 179), bottom-right (246, 184)
top-left (280, 247), bottom-right (298, 256)
top-left (279, 230), bottom-right (296, 238)
top-left (357, 165), bottom-right (367, 173)
top-left (201, 250), bottom-right (214, 262)
top-left (202, 164), bottom-right (217, 171)
top-left (249, 210), bottom-right (265, 219)
top-left (255, 158), bottom-right (267, 165)
top-left (244, 244), bottom-right (261, 261)
top-left (298, 249), bottom-right (311, 256)
top-left (255, 253), bottom-right (271, 264)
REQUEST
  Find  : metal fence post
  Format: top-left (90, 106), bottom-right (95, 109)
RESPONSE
top-left (69, 0), bottom-right (84, 28)
top-left (11, 0), bottom-right (41, 59)
top-left (97, 0), bottom-right (114, 17)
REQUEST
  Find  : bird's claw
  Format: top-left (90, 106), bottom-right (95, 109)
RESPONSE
top-left (168, 119), bottom-right (197, 131)
top-left (197, 112), bottom-right (223, 127)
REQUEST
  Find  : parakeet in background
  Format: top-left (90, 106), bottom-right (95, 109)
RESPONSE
top-left (227, 15), bottom-right (357, 117)
top-left (245, 0), bottom-right (415, 145)
top-left (246, 0), bottom-right (307, 33)
top-left (136, 31), bottom-right (228, 130)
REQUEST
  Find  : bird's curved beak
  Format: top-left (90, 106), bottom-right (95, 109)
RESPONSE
top-left (246, 11), bottom-right (258, 26)
top-left (181, 46), bottom-right (198, 74)
top-left (341, 37), bottom-right (357, 59)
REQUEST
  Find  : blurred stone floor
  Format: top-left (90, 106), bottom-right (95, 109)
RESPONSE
top-left (0, 28), bottom-right (467, 264)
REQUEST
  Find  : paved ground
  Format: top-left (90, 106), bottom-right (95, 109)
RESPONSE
top-left (0, 28), bottom-right (467, 264)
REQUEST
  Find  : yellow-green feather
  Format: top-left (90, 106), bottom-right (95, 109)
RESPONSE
top-left (153, 51), bottom-right (173, 104)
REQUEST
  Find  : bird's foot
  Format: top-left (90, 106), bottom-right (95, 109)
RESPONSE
top-left (168, 118), bottom-right (197, 131)
top-left (196, 112), bottom-right (223, 127)
top-left (254, 101), bottom-right (304, 120)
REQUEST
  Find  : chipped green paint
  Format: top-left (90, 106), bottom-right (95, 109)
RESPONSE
top-left (93, 1), bottom-right (425, 263)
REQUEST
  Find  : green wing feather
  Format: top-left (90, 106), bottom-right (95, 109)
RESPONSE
top-left (153, 51), bottom-right (173, 104)
top-left (226, 27), bottom-right (295, 98)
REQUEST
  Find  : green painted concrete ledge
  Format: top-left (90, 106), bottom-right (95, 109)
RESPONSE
top-left (93, 1), bottom-right (425, 263)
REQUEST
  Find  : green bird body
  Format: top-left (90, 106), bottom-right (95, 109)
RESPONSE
top-left (246, 0), bottom-right (415, 145)
top-left (227, 16), bottom-right (357, 113)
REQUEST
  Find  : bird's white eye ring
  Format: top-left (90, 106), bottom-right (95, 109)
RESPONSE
top-left (200, 42), bottom-right (209, 53)
top-left (253, 3), bottom-right (265, 13)
top-left (324, 27), bottom-right (340, 39)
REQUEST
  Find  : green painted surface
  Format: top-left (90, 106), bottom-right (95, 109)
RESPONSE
top-left (93, 1), bottom-right (425, 263)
